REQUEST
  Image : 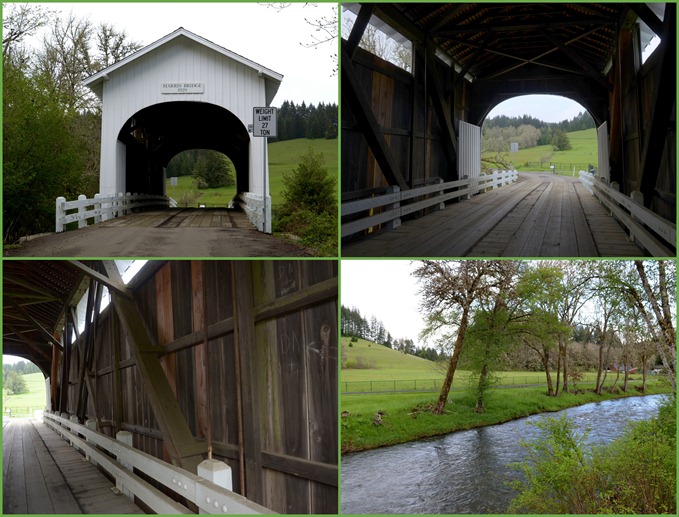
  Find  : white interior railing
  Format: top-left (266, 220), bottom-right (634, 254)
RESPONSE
top-left (43, 411), bottom-right (275, 514)
top-left (341, 169), bottom-right (518, 238)
top-left (579, 170), bottom-right (675, 257)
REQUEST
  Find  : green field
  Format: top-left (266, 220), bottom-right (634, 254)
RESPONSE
top-left (483, 128), bottom-right (598, 174)
top-left (3, 372), bottom-right (47, 417)
top-left (341, 337), bottom-right (672, 452)
top-left (165, 137), bottom-right (338, 208)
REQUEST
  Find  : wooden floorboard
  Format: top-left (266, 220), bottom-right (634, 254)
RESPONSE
top-left (343, 172), bottom-right (646, 257)
top-left (99, 208), bottom-right (255, 230)
top-left (3, 419), bottom-right (144, 514)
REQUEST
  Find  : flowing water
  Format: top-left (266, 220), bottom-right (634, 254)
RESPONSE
top-left (341, 394), bottom-right (666, 514)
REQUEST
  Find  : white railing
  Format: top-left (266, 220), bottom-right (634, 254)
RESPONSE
top-left (56, 192), bottom-right (171, 232)
top-left (43, 411), bottom-right (274, 514)
top-left (579, 171), bottom-right (675, 257)
top-left (341, 170), bottom-right (518, 238)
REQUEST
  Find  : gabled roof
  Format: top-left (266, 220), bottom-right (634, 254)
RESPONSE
top-left (83, 27), bottom-right (283, 104)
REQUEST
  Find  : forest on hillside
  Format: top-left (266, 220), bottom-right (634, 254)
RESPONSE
top-left (482, 111), bottom-right (595, 153)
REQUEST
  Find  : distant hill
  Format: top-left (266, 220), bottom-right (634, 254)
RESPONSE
top-left (342, 337), bottom-right (442, 382)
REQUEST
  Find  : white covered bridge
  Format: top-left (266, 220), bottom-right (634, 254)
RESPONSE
top-left (81, 27), bottom-right (281, 233)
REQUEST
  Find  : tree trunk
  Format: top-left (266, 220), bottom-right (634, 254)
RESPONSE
top-left (611, 367), bottom-right (620, 390)
top-left (595, 342), bottom-right (604, 395)
top-left (433, 307), bottom-right (470, 414)
top-left (543, 349), bottom-right (554, 396)
top-left (555, 344), bottom-right (562, 397)
top-left (642, 360), bottom-right (647, 393)
top-left (475, 364), bottom-right (488, 414)
top-left (623, 369), bottom-right (629, 392)
top-left (562, 340), bottom-right (569, 393)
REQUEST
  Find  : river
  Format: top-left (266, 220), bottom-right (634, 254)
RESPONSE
top-left (341, 394), bottom-right (666, 514)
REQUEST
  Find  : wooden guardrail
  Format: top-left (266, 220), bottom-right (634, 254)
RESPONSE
top-left (341, 170), bottom-right (518, 238)
top-left (579, 171), bottom-right (675, 257)
top-left (43, 412), bottom-right (274, 514)
top-left (56, 192), bottom-right (171, 232)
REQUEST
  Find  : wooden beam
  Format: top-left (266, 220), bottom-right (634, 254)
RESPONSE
top-left (638, 3), bottom-right (676, 207)
top-left (4, 324), bottom-right (52, 362)
top-left (67, 260), bottom-right (132, 299)
top-left (345, 3), bottom-right (374, 60)
top-left (254, 277), bottom-right (337, 323)
top-left (627, 3), bottom-right (663, 36)
top-left (158, 316), bottom-right (235, 357)
top-left (7, 297), bottom-right (63, 351)
top-left (453, 32), bottom-right (494, 89)
top-left (542, 31), bottom-right (613, 91)
top-left (426, 46), bottom-right (458, 165)
top-left (58, 314), bottom-right (73, 413)
top-left (104, 262), bottom-right (207, 473)
top-left (261, 451), bottom-right (338, 488)
top-left (432, 18), bottom-right (615, 36)
top-left (342, 42), bottom-right (409, 190)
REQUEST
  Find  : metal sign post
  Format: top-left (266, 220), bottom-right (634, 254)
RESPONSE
top-left (252, 107), bottom-right (278, 233)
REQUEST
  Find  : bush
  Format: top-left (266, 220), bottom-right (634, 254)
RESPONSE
top-left (5, 371), bottom-right (28, 395)
top-left (274, 148), bottom-right (337, 255)
top-left (509, 397), bottom-right (676, 514)
top-left (192, 150), bottom-right (235, 189)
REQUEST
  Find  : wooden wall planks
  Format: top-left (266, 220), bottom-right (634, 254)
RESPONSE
top-left (64, 260), bottom-right (337, 514)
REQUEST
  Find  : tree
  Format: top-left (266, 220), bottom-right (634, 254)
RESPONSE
top-left (279, 148), bottom-right (336, 215)
top-left (416, 260), bottom-right (517, 414)
top-left (551, 129), bottom-right (572, 151)
top-left (192, 150), bottom-right (235, 189)
top-left (5, 371), bottom-right (28, 395)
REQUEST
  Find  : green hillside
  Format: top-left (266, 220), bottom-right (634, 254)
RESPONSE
top-left (483, 127), bottom-right (598, 173)
top-left (342, 337), bottom-right (443, 382)
top-left (165, 138), bottom-right (338, 207)
top-left (3, 372), bottom-right (47, 417)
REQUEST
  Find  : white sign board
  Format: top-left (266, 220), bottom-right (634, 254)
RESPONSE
top-left (161, 82), bottom-right (204, 94)
top-left (510, 142), bottom-right (519, 153)
top-left (253, 107), bottom-right (277, 137)
top-left (170, 177), bottom-right (178, 187)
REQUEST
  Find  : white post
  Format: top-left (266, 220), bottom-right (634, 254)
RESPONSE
top-left (198, 459), bottom-right (233, 514)
top-left (385, 185), bottom-right (401, 231)
top-left (117, 192), bottom-right (124, 218)
top-left (56, 197), bottom-right (66, 232)
top-left (115, 430), bottom-right (134, 500)
top-left (93, 194), bottom-right (102, 224)
top-left (77, 194), bottom-right (88, 228)
top-left (85, 420), bottom-right (97, 466)
top-left (69, 415), bottom-right (80, 450)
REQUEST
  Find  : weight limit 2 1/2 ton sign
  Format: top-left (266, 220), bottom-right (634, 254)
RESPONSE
top-left (253, 107), bottom-right (278, 137)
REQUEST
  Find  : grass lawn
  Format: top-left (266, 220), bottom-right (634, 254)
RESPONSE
top-left (166, 137), bottom-right (338, 208)
top-left (483, 128), bottom-right (598, 173)
top-left (341, 380), bottom-right (673, 453)
top-left (3, 372), bottom-right (47, 417)
top-left (340, 337), bottom-right (673, 452)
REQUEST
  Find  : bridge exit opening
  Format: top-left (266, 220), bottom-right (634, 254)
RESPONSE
top-left (480, 94), bottom-right (599, 175)
top-left (117, 101), bottom-right (250, 201)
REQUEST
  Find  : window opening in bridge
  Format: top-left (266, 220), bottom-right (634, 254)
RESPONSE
top-left (2, 356), bottom-right (47, 419)
top-left (166, 150), bottom-right (237, 208)
top-left (342, 6), bottom-right (412, 72)
top-left (482, 95), bottom-right (598, 176)
top-left (639, 3), bottom-right (664, 64)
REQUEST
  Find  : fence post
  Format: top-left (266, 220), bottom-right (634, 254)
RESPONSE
top-left (436, 178), bottom-right (445, 210)
top-left (85, 419), bottom-right (98, 466)
top-left (198, 459), bottom-right (233, 514)
top-left (56, 197), bottom-right (66, 232)
top-left (386, 185), bottom-right (401, 231)
top-left (93, 193), bottom-right (102, 224)
top-left (77, 194), bottom-right (88, 228)
top-left (115, 430), bottom-right (134, 500)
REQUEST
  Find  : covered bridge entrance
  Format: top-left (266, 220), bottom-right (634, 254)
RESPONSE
top-left (3, 260), bottom-right (338, 514)
top-left (342, 3), bottom-right (675, 256)
top-left (84, 28), bottom-right (282, 232)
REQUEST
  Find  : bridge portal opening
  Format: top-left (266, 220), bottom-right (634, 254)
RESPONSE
top-left (481, 94), bottom-right (598, 175)
top-left (166, 149), bottom-right (236, 207)
top-left (117, 101), bottom-right (250, 199)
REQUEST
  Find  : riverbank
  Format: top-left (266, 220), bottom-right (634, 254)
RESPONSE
top-left (341, 380), bottom-right (673, 453)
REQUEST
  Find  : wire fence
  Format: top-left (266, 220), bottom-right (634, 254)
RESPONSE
top-left (341, 372), bottom-right (662, 393)
top-left (3, 406), bottom-right (44, 418)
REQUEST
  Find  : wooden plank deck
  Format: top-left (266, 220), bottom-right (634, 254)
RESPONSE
top-left (3, 419), bottom-right (143, 514)
top-left (342, 172), bottom-right (643, 257)
top-left (100, 207), bottom-right (254, 229)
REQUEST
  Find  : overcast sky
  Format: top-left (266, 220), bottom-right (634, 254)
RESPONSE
top-left (20, 2), bottom-right (338, 107)
top-left (341, 260), bottom-right (425, 346)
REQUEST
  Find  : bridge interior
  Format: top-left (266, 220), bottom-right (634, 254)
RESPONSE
top-left (342, 2), bottom-right (675, 254)
top-left (3, 260), bottom-right (338, 514)
top-left (119, 102), bottom-right (250, 197)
